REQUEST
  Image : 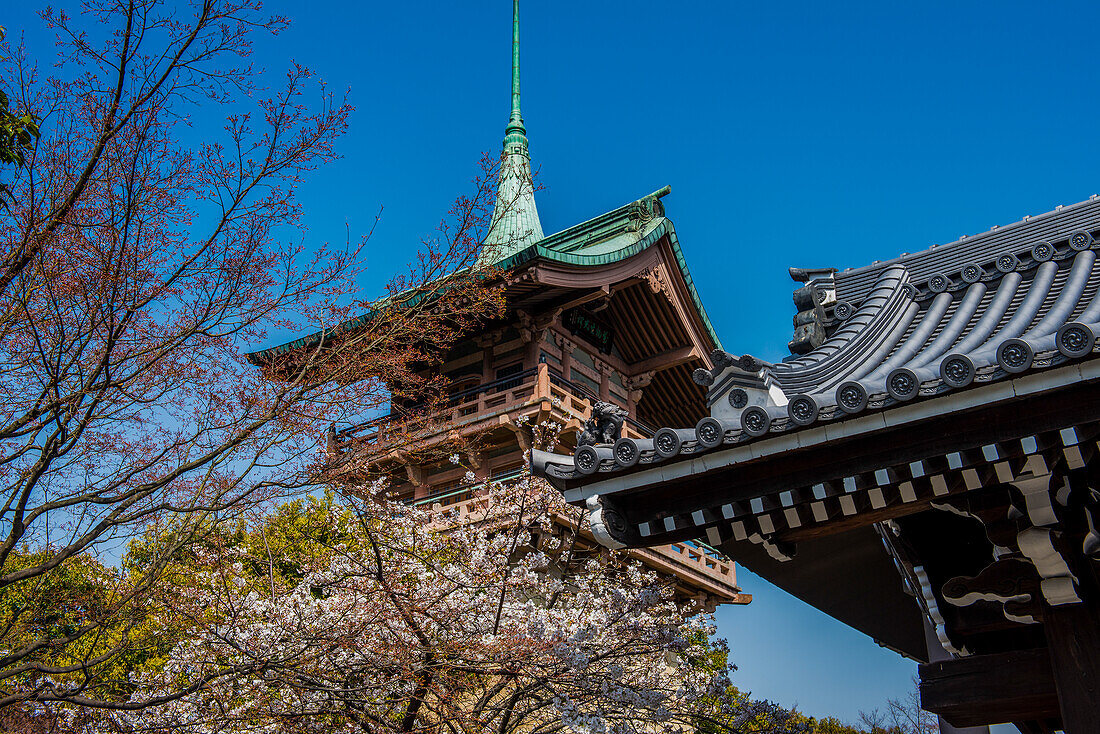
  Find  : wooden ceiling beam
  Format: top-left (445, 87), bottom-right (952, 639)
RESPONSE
top-left (630, 345), bottom-right (702, 376)
top-left (626, 287), bottom-right (664, 361)
top-left (512, 285), bottom-right (609, 315)
top-left (554, 285), bottom-right (610, 313)
top-left (653, 239), bottom-right (716, 363)
top-left (647, 288), bottom-right (682, 352)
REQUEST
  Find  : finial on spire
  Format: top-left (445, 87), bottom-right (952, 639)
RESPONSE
top-left (511, 0), bottom-right (522, 118)
top-left (480, 0), bottom-right (544, 265)
top-left (504, 0), bottom-right (528, 155)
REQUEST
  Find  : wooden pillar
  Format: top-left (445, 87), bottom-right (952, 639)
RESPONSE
top-left (516, 308), bottom-right (561, 370)
top-left (1044, 601), bottom-right (1100, 733)
top-left (481, 345), bottom-right (492, 383)
top-left (477, 331), bottom-right (502, 384)
top-left (597, 359), bottom-right (611, 401)
top-left (623, 371), bottom-right (654, 422)
top-left (516, 309), bottom-right (538, 367)
top-left (557, 335), bottom-right (575, 380)
top-left (524, 335), bottom-right (540, 367)
top-left (535, 362), bottom-right (550, 401)
top-left (922, 620), bottom-right (990, 734)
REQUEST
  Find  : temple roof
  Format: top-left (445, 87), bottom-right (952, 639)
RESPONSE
top-left (246, 0), bottom-right (718, 368)
top-left (533, 194), bottom-right (1100, 484)
top-left (491, 185), bottom-right (721, 347)
top-left (246, 185), bottom-right (720, 365)
top-left (530, 194), bottom-right (1100, 667)
top-left (789, 195), bottom-right (1100, 354)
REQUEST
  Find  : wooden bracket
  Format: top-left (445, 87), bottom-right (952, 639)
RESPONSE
top-left (942, 557), bottom-right (1044, 624)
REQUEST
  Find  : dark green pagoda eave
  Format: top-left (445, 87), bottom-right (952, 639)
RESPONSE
top-left (243, 278), bottom-right (457, 366)
top-left (244, 312), bottom-right (374, 365)
top-left (245, 185), bottom-right (721, 365)
top-left (243, 274), bottom-right (457, 366)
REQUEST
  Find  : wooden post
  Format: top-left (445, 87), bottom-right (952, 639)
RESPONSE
top-left (623, 371), bottom-right (654, 422)
top-left (1044, 601), bottom-right (1100, 733)
top-left (525, 335), bottom-right (540, 367)
top-left (921, 620), bottom-right (991, 734)
top-left (476, 331), bottom-right (502, 384)
top-left (597, 360), bottom-right (611, 401)
top-left (557, 335), bottom-right (575, 380)
top-left (536, 362), bottom-right (550, 401)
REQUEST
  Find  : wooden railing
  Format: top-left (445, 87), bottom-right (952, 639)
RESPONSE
top-left (339, 368), bottom-right (540, 443)
top-left (337, 364), bottom-right (654, 446)
top-left (655, 541), bottom-right (735, 580)
top-left (545, 368), bottom-right (655, 437)
top-left (411, 469), bottom-right (527, 508)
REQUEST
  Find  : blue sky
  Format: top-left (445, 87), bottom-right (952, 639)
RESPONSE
top-left (9, 0), bottom-right (1100, 725)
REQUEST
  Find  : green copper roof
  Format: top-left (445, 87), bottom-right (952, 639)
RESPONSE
top-left (480, 0), bottom-right (544, 267)
top-left (245, 186), bottom-right (722, 364)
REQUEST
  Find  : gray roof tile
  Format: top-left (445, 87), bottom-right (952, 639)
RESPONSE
top-left (534, 198), bottom-right (1100, 484)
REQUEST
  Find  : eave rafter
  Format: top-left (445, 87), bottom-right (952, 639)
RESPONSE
top-left (523, 235), bottom-right (715, 358)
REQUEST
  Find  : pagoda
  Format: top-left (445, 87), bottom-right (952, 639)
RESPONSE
top-left (248, 1), bottom-right (747, 610)
top-left (534, 195), bottom-right (1100, 731)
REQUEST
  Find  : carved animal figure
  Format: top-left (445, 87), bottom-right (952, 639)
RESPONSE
top-left (577, 401), bottom-right (629, 446)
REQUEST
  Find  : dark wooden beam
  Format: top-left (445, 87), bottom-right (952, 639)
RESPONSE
top-left (629, 345), bottom-right (701, 375)
top-left (555, 285), bottom-right (610, 313)
top-left (919, 648), bottom-right (1061, 728)
top-left (782, 498), bottom-right (936, 543)
top-left (1044, 601), bottom-right (1100, 734)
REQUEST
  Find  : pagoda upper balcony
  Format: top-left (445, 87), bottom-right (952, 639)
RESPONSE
top-left (337, 362), bottom-right (652, 461)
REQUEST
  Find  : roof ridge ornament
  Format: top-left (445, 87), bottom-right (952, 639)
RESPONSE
top-left (479, 0), bottom-right (545, 266)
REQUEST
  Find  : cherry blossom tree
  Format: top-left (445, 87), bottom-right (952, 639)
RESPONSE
top-left (0, 0), bottom-right (502, 713)
top-left (46, 470), bottom-right (800, 734)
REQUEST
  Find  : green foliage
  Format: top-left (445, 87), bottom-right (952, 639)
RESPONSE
top-left (0, 24), bottom-right (40, 216)
top-left (688, 642), bottom-right (810, 734)
top-left (0, 550), bottom-right (168, 700)
top-left (0, 27), bottom-right (39, 168)
top-left (689, 649), bottom-right (891, 734)
top-left (0, 89), bottom-right (37, 167)
top-left (0, 551), bottom-right (114, 648)
top-left (0, 494), bottom-right (355, 708)
top-left (0, 493), bottom-right (358, 707)
top-left (237, 489), bottom-right (358, 584)
top-left (786, 710), bottom-right (909, 734)
top-left (796, 715), bottom-right (878, 734)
